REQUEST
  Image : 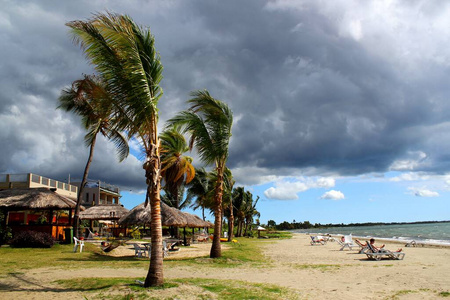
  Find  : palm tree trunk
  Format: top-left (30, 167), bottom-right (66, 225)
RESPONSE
top-left (228, 203), bottom-right (234, 242)
top-left (144, 137), bottom-right (164, 287)
top-left (74, 136), bottom-right (97, 238)
top-left (210, 165), bottom-right (224, 258)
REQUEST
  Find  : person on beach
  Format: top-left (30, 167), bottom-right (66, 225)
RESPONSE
top-left (356, 238), bottom-right (402, 252)
top-left (355, 238), bottom-right (385, 250)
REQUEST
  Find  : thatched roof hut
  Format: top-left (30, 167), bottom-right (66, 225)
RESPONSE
top-left (181, 211), bottom-right (213, 228)
top-left (0, 188), bottom-right (81, 210)
top-left (79, 204), bottom-right (129, 220)
top-left (118, 202), bottom-right (212, 228)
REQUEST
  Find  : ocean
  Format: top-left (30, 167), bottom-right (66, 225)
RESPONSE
top-left (292, 222), bottom-right (450, 246)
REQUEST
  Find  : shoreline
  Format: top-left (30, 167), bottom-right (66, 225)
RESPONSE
top-left (301, 232), bottom-right (450, 248)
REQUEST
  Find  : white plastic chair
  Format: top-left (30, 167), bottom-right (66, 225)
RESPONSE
top-left (73, 237), bottom-right (85, 253)
top-left (133, 243), bottom-right (147, 258)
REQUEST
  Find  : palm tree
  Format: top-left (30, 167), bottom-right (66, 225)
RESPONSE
top-left (58, 74), bottom-right (129, 238)
top-left (243, 191), bottom-right (260, 236)
top-left (186, 167), bottom-right (213, 221)
top-left (220, 168), bottom-right (235, 241)
top-left (167, 90), bottom-right (233, 258)
top-left (232, 187), bottom-right (247, 237)
top-left (160, 126), bottom-right (195, 209)
top-left (67, 13), bottom-right (165, 286)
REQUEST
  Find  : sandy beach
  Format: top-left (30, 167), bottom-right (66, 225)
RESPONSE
top-left (1, 233), bottom-right (449, 299)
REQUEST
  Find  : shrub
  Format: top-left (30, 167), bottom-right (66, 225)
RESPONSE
top-left (10, 231), bottom-right (54, 248)
top-left (0, 211), bottom-right (12, 245)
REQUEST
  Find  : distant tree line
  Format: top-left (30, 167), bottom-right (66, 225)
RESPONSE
top-left (266, 219), bottom-right (450, 231)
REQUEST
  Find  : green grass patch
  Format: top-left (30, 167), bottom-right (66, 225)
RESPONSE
top-left (173, 278), bottom-right (297, 300)
top-left (55, 277), bottom-right (178, 291)
top-left (54, 277), bottom-right (296, 300)
top-left (440, 291), bottom-right (450, 297)
top-left (1, 237), bottom-right (272, 275)
top-left (165, 237), bottom-right (269, 269)
top-left (0, 243), bottom-right (149, 275)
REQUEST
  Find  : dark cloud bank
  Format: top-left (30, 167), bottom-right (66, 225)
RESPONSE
top-left (2, 0), bottom-right (450, 191)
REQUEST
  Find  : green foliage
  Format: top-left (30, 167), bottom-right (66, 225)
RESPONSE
top-left (439, 292), bottom-right (450, 297)
top-left (10, 231), bottom-right (54, 248)
top-left (0, 211), bottom-right (12, 245)
top-left (130, 228), bottom-right (141, 240)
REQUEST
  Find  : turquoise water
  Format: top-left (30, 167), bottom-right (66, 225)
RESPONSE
top-left (292, 222), bottom-right (450, 245)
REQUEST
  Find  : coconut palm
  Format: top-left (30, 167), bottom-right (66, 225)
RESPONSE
top-left (167, 90), bottom-right (233, 258)
top-left (219, 168), bottom-right (235, 241)
top-left (243, 191), bottom-right (260, 236)
top-left (67, 13), bottom-right (164, 286)
top-left (160, 126), bottom-right (195, 209)
top-left (58, 74), bottom-right (129, 238)
top-left (232, 187), bottom-right (247, 237)
top-left (186, 167), bottom-right (213, 221)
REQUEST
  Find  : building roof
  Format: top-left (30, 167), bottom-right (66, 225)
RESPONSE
top-left (0, 188), bottom-right (82, 210)
top-left (79, 204), bottom-right (129, 220)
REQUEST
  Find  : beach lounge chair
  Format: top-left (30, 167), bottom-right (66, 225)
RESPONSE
top-left (365, 241), bottom-right (405, 261)
top-left (340, 235), bottom-right (357, 251)
top-left (354, 239), bottom-right (369, 254)
top-left (133, 243), bottom-right (147, 258)
top-left (73, 237), bottom-right (84, 253)
top-left (310, 235), bottom-right (326, 245)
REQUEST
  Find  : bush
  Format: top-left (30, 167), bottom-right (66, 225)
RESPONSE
top-left (10, 231), bottom-right (54, 248)
top-left (0, 211), bottom-right (12, 245)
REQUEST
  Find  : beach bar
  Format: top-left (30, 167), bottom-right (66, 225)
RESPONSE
top-left (0, 187), bottom-right (82, 242)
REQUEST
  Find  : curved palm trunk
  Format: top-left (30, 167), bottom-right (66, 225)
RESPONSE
top-left (210, 164), bottom-right (224, 258)
top-left (144, 136), bottom-right (164, 287)
top-left (73, 136), bottom-right (97, 238)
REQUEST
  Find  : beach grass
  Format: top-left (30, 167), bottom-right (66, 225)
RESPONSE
top-left (165, 237), bottom-right (270, 268)
top-left (0, 243), bottom-right (148, 274)
top-left (54, 277), bottom-right (297, 300)
top-left (0, 236), bottom-right (274, 274)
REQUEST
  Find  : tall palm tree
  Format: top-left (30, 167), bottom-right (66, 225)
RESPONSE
top-left (67, 13), bottom-right (165, 287)
top-left (243, 191), bottom-right (260, 236)
top-left (160, 126), bottom-right (195, 209)
top-left (219, 168), bottom-right (235, 241)
top-left (232, 187), bottom-right (247, 237)
top-left (58, 74), bottom-right (129, 238)
top-left (167, 90), bottom-right (233, 258)
top-left (186, 167), bottom-right (213, 221)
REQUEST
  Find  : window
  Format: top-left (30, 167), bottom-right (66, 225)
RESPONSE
top-left (85, 193), bottom-right (89, 203)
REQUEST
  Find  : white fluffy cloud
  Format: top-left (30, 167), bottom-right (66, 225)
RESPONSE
top-left (320, 190), bottom-right (345, 200)
top-left (408, 187), bottom-right (439, 198)
top-left (264, 177), bottom-right (335, 200)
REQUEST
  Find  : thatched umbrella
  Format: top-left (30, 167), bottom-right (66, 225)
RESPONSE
top-left (0, 188), bottom-right (80, 210)
top-left (79, 204), bottom-right (129, 221)
top-left (119, 202), bottom-right (211, 227)
top-left (118, 202), bottom-right (212, 245)
top-left (181, 211), bottom-right (213, 228)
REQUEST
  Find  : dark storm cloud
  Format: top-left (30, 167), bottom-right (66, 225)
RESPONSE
top-left (1, 0), bottom-right (450, 188)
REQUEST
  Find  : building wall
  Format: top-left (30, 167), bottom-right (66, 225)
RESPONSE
top-left (0, 173), bottom-right (78, 199)
top-left (72, 181), bottom-right (121, 207)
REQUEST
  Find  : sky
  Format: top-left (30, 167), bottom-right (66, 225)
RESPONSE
top-left (1, 0), bottom-right (450, 225)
